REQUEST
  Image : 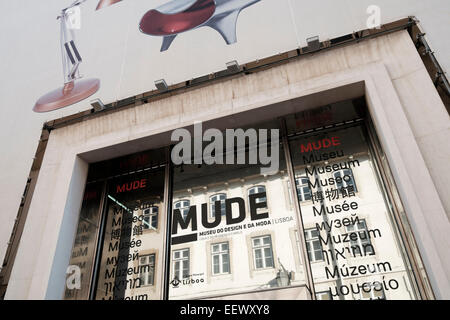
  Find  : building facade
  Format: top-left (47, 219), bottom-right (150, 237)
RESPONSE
top-left (0, 2), bottom-right (449, 300)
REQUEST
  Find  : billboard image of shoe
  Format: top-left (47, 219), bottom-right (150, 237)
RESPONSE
top-left (139, 0), bottom-right (261, 52)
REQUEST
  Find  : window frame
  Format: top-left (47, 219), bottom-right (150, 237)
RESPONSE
top-left (316, 290), bottom-right (333, 300)
top-left (174, 199), bottom-right (191, 220)
top-left (211, 242), bottom-right (231, 276)
top-left (333, 168), bottom-right (358, 192)
top-left (295, 176), bottom-right (312, 202)
top-left (247, 185), bottom-right (268, 214)
top-left (142, 206), bottom-right (159, 231)
top-left (345, 219), bottom-right (375, 256)
top-left (172, 248), bottom-right (190, 280)
top-left (251, 235), bottom-right (275, 270)
top-left (247, 185), bottom-right (267, 203)
top-left (359, 284), bottom-right (386, 300)
top-left (304, 228), bottom-right (324, 263)
top-left (209, 193), bottom-right (227, 219)
top-left (139, 253), bottom-right (156, 287)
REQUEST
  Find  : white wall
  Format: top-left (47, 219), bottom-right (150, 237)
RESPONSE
top-left (0, 0), bottom-right (449, 276)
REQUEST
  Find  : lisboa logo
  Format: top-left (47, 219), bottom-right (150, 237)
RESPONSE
top-left (170, 277), bottom-right (181, 288)
top-left (170, 275), bottom-right (205, 288)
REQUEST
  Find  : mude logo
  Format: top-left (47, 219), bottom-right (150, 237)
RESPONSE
top-left (171, 192), bottom-right (268, 244)
top-left (116, 178), bottom-right (147, 193)
top-left (300, 136), bottom-right (341, 153)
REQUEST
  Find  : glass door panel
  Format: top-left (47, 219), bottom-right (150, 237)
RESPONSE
top-left (288, 124), bottom-right (421, 300)
top-left (93, 168), bottom-right (166, 300)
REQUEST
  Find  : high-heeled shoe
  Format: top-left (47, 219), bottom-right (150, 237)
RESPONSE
top-left (96, 0), bottom-right (122, 10)
top-left (139, 0), bottom-right (261, 52)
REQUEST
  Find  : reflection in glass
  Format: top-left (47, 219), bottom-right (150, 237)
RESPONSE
top-left (305, 229), bottom-right (324, 262)
top-left (288, 124), bottom-right (421, 300)
top-left (209, 193), bottom-right (226, 218)
top-left (212, 242), bottom-right (230, 275)
top-left (169, 128), bottom-right (308, 299)
top-left (64, 181), bottom-right (104, 300)
top-left (295, 177), bottom-right (311, 202)
top-left (174, 200), bottom-right (191, 220)
top-left (139, 254), bottom-right (155, 286)
top-left (346, 219), bottom-right (375, 256)
top-left (248, 186), bottom-right (267, 204)
top-left (93, 168), bottom-right (165, 300)
top-left (316, 291), bottom-right (333, 300)
top-left (173, 249), bottom-right (190, 280)
top-left (143, 206), bottom-right (158, 230)
top-left (333, 168), bottom-right (357, 191)
top-left (252, 235), bottom-right (274, 269)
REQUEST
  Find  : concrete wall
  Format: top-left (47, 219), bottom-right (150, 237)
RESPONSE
top-left (5, 30), bottom-right (450, 299)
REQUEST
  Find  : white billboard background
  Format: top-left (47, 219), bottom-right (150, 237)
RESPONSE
top-left (0, 0), bottom-right (448, 267)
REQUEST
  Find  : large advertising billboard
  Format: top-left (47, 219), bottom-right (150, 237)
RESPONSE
top-left (33, 0), bottom-right (263, 112)
top-left (25, 0), bottom-right (449, 115)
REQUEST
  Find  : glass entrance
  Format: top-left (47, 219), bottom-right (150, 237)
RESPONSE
top-left (287, 123), bottom-right (421, 300)
top-left (93, 167), bottom-right (166, 300)
top-left (64, 98), bottom-right (432, 300)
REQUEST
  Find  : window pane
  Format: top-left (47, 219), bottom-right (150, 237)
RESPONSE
top-left (303, 189), bottom-right (312, 201)
top-left (151, 215), bottom-right (158, 228)
top-left (362, 291), bottom-right (371, 299)
top-left (182, 260), bottom-right (189, 278)
top-left (90, 164), bottom-right (165, 301)
top-left (255, 258), bottom-right (263, 269)
top-left (288, 122), bottom-right (423, 301)
top-left (305, 231), bottom-right (311, 240)
top-left (306, 241), bottom-right (312, 259)
top-left (213, 255), bottom-right (219, 266)
top-left (374, 289), bottom-right (384, 299)
top-left (312, 240), bottom-right (321, 250)
top-left (213, 263), bottom-right (220, 274)
top-left (143, 216), bottom-right (150, 229)
top-left (148, 271), bottom-right (153, 285)
top-left (265, 256), bottom-right (274, 268)
top-left (169, 131), bottom-right (304, 299)
top-left (314, 250), bottom-right (323, 261)
top-left (255, 248), bottom-right (262, 259)
top-left (223, 254), bottom-right (230, 273)
top-left (264, 247), bottom-right (272, 259)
